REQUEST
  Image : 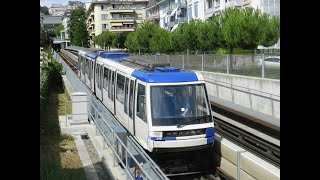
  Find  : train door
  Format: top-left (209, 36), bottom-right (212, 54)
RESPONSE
top-left (77, 55), bottom-right (81, 77)
top-left (95, 63), bottom-right (102, 100)
top-left (134, 80), bottom-right (149, 149)
top-left (80, 56), bottom-right (85, 82)
top-left (85, 58), bottom-right (90, 86)
top-left (115, 71), bottom-right (128, 127)
top-left (90, 60), bottom-right (95, 91)
top-left (102, 66), bottom-right (115, 112)
top-left (108, 69), bottom-right (115, 114)
top-left (88, 60), bottom-right (92, 89)
top-left (127, 77), bottom-right (136, 135)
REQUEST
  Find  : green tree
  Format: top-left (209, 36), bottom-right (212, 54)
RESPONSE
top-left (170, 23), bottom-right (187, 53)
top-left (93, 31), bottom-right (117, 50)
top-left (54, 24), bottom-right (64, 38)
top-left (117, 32), bottom-right (129, 49)
top-left (150, 28), bottom-right (171, 53)
top-left (125, 32), bottom-right (140, 53)
top-left (219, 7), bottom-right (244, 54)
top-left (260, 15), bottom-right (280, 47)
top-left (68, 7), bottom-right (89, 47)
top-left (40, 6), bottom-right (50, 15)
top-left (185, 19), bottom-right (202, 53)
top-left (240, 8), bottom-right (265, 52)
top-left (40, 27), bottom-right (50, 48)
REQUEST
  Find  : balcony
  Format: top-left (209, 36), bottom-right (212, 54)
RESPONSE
top-left (205, 7), bottom-right (215, 19)
top-left (110, 26), bottom-right (135, 32)
top-left (110, 17), bottom-right (135, 23)
top-left (89, 29), bottom-right (95, 36)
top-left (109, 8), bottom-right (135, 13)
top-left (147, 14), bottom-right (160, 20)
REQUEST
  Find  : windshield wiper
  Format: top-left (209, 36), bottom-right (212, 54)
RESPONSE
top-left (176, 117), bottom-right (202, 128)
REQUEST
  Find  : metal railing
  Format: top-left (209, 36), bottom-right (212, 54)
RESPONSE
top-left (205, 78), bottom-right (280, 118)
top-left (53, 49), bottom-right (168, 180)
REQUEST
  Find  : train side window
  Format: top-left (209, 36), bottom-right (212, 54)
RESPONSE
top-left (103, 67), bottom-right (109, 92)
top-left (110, 71), bottom-right (114, 101)
top-left (124, 77), bottom-right (129, 114)
top-left (95, 63), bottom-right (99, 84)
top-left (137, 84), bottom-right (146, 122)
top-left (100, 65), bottom-right (103, 89)
top-left (116, 73), bottom-right (125, 104)
top-left (129, 80), bottom-right (135, 118)
top-left (97, 64), bottom-right (101, 88)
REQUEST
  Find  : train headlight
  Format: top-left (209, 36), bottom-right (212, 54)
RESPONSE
top-left (149, 131), bottom-right (163, 137)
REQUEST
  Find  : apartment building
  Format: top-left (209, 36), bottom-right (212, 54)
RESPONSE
top-left (204, 0), bottom-right (280, 20)
top-left (49, 4), bottom-right (68, 16)
top-left (146, 0), bottom-right (188, 31)
top-left (86, 0), bottom-right (148, 46)
top-left (68, 1), bottom-right (85, 9)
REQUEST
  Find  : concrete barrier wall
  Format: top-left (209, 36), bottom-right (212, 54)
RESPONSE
top-left (198, 71), bottom-right (280, 119)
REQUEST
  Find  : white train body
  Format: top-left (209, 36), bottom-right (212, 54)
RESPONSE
top-left (76, 48), bottom-right (215, 152)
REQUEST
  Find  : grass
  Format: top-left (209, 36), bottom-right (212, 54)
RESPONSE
top-left (40, 80), bottom-right (86, 180)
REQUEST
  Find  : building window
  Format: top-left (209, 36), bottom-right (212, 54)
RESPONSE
top-left (113, 4), bottom-right (120, 9)
top-left (208, 0), bottom-right (213, 8)
top-left (188, 5), bottom-right (192, 18)
top-left (101, 14), bottom-right (108, 20)
top-left (112, 14), bottom-right (121, 19)
top-left (124, 4), bottom-right (131, 9)
top-left (102, 24), bottom-right (108, 29)
top-left (215, 0), bottom-right (220, 7)
top-left (137, 84), bottom-right (147, 122)
top-left (137, 14), bottom-right (142, 19)
top-left (101, 5), bottom-right (107, 10)
top-left (194, 2), bottom-right (198, 17)
top-left (135, 4), bottom-right (142, 9)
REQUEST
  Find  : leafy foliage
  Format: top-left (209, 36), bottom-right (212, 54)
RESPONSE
top-left (68, 7), bottom-right (89, 47)
top-left (93, 30), bottom-right (117, 50)
top-left (54, 24), bottom-right (64, 38)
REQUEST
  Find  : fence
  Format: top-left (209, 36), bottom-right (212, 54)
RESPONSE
top-left (130, 54), bottom-right (280, 79)
top-left (53, 49), bottom-right (168, 180)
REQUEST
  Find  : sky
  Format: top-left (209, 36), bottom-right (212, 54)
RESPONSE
top-left (40, 0), bottom-right (85, 7)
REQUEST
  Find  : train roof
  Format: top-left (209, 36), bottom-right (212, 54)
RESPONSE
top-left (81, 50), bottom-right (203, 83)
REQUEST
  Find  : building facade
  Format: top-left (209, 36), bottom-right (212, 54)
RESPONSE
top-left (204, 0), bottom-right (280, 20)
top-left (146, 0), bottom-right (188, 31)
top-left (86, 0), bottom-right (148, 47)
top-left (68, 1), bottom-right (85, 9)
top-left (49, 4), bottom-right (68, 16)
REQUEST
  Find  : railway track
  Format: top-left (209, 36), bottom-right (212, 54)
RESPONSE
top-left (212, 105), bottom-right (280, 168)
top-left (58, 48), bottom-right (280, 178)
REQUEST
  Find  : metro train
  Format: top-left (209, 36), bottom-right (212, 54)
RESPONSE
top-left (71, 47), bottom-right (215, 152)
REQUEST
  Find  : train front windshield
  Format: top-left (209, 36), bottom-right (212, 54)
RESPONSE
top-left (151, 84), bottom-right (212, 126)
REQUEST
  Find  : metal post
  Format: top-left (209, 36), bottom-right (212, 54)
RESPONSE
top-left (154, 55), bottom-right (156, 62)
top-left (167, 55), bottom-right (169, 63)
top-left (215, 80), bottom-right (219, 98)
top-left (182, 55), bottom-right (184, 69)
top-left (125, 151), bottom-right (128, 178)
top-left (113, 133), bottom-right (115, 167)
top-left (227, 54), bottom-right (230, 74)
top-left (270, 94), bottom-right (274, 117)
top-left (231, 83), bottom-right (234, 103)
top-left (248, 89), bottom-right (252, 109)
top-left (201, 54), bottom-right (204, 71)
top-left (261, 54), bottom-right (265, 78)
top-left (237, 151), bottom-right (240, 180)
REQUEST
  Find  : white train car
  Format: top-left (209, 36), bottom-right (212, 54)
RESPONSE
top-left (77, 49), bottom-right (215, 152)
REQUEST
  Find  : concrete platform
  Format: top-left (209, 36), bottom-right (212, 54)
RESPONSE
top-left (209, 95), bottom-right (279, 131)
top-left (214, 133), bottom-right (280, 180)
top-left (59, 116), bottom-right (127, 180)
